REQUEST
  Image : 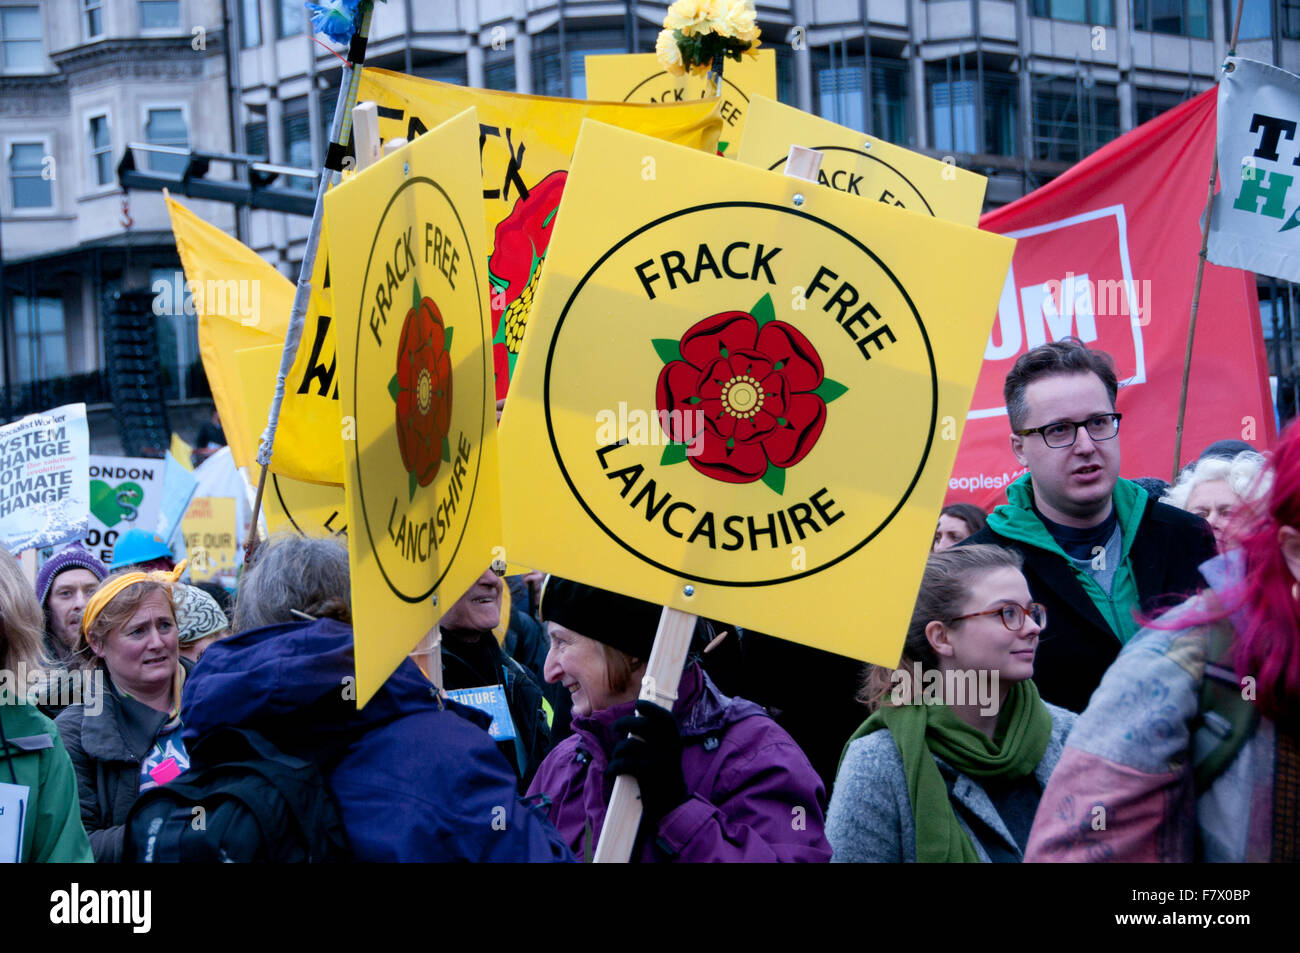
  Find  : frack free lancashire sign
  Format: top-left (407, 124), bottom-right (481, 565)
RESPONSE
top-left (327, 108), bottom-right (503, 705)
top-left (498, 121), bottom-right (1015, 664)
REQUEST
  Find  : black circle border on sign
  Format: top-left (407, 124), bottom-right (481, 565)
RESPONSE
top-left (353, 175), bottom-right (487, 604)
top-left (765, 146), bottom-right (937, 216)
top-left (543, 200), bottom-right (938, 588)
top-left (623, 71), bottom-right (751, 104)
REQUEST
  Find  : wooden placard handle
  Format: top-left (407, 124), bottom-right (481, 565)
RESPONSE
top-left (591, 606), bottom-right (697, 863)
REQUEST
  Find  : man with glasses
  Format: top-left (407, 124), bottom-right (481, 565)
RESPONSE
top-left (963, 338), bottom-right (1216, 712)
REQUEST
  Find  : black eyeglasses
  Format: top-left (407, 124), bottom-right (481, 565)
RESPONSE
top-left (951, 602), bottom-right (1047, 632)
top-left (1014, 413), bottom-right (1122, 449)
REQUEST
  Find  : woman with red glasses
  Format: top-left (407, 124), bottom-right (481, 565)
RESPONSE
top-left (826, 544), bottom-right (1076, 862)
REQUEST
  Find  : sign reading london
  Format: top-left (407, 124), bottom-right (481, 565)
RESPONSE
top-left (499, 120), bottom-right (1014, 665)
top-left (327, 108), bottom-right (502, 705)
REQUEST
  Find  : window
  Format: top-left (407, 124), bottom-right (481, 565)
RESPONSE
top-left (9, 142), bottom-right (51, 208)
top-left (281, 95), bottom-right (313, 189)
top-left (1285, 0), bottom-right (1300, 38)
top-left (485, 55), bottom-right (515, 91)
top-left (11, 295), bottom-right (68, 385)
top-left (1132, 0), bottom-right (1210, 37)
top-left (240, 0), bottom-right (261, 48)
top-left (930, 79), bottom-right (978, 153)
top-left (277, 0), bottom-right (304, 38)
top-left (1228, 0), bottom-right (1271, 38)
top-left (812, 47), bottom-right (912, 145)
top-left (83, 0), bottom-right (103, 39)
top-left (1030, 0), bottom-right (1115, 26)
top-left (244, 120), bottom-right (268, 158)
top-left (145, 108), bottom-right (188, 174)
top-left (532, 29), bottom-right (627, 99)
top-left (139, 0), bottom-right (181, 30)
top-left (927, 60), bottom-right (1019, 156)
top-left (89, 115), bottom-right (112, 187)
top-left (1135, 86), bottom-right (1190, 126)
top-left (0, 5), bottom-right (42, 73)
top-left (151, 267), bottom-right (198, 400)
top-left (1033, 76), bottom-right (1119, 163)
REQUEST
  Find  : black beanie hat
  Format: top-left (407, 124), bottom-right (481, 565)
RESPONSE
top-left (538, 576), bottom-right (663, 660)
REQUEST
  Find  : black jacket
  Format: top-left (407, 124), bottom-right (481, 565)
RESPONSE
top-left (964, 495), bottom-right (1216, 713)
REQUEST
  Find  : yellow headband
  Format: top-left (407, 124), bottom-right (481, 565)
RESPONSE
top-left (81, 560), bottom-right (189, 640)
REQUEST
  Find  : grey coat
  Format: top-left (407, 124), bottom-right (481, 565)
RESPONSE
top-left (826, 702), bottom-right (1076, 862)
top-left (55, 661), bottom-right (190, 863)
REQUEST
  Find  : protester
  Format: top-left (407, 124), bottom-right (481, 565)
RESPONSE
top-left (963, 338), bottom-right (1217, 712)
top-left (109, 528), bottom-right (176, 573)
top-left (440, 564), bottom-right (554, 787)
top-left (827, 545), bottom-right (1075, 862)
top-left (527, 576), bottom-right (831, 862)
top-left (181, 533), bottom-right (573, 862)
top-left (172, 582), bottom-right (230, 662)
top-left (933, 502), bottom-right (988, 551)
top-left (35, 542), bottom-right (107, 670)
top-left (0, 548), bottom-right (94, 862)
top-left (1027, 424), bottom-right (1300, 862)
top-left (56, 563), bottom-right (190, 862)
top-left (1161, 450), bottom-right (1270, 553)
top-left (504, 571), bottom-right (574, 744)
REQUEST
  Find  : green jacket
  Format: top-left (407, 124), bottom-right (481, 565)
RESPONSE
top-left (985, 475), bottom-right (1146, 644)
top-left (0, 700), bottom-right (93, 862)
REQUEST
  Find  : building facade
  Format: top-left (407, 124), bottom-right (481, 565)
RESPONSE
top-left (5, 0), bottom-right (1300, 443)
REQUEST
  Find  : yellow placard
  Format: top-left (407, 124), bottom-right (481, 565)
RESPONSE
top-left (182, 496), bottom-right (239, 582)
top-left (263, 472), bottom-right (348, 539)
top-left (326, 108), bottom-right (503, 706)
top-left (736, 95), bottom-right (988, 226)
top-left (356, 68), bottom-right (722, 399)
top-left (583, 49), bottom-right (776, 158)
top-left (166, 196), bottom-right (344, 485)
top-left (498, 120), bottom-right (1014, 665)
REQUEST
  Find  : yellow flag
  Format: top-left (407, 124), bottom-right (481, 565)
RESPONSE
top-left (583, 49), bottom-right (776, 159)
top-left (497, 120), bottom-right (1014, 665)
top-left (170, 433), bottom-right (194, 471)
top-left (736, 95), bottom-right (988, 226)
top-left (165, 196), bottom-right (344, 485)
top-left (356, 68), bottom-right (723, 399)
top-left (233, 342), bottom-right (348, 536)
top-left (326, 108), bottom-right (504, 705)
top-left (167, 196), bottom-right (285, 471)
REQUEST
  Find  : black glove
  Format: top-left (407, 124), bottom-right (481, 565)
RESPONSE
top-left (608, 700), bottom-right (688, 821)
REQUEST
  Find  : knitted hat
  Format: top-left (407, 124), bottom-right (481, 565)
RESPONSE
top-left (173, 583), bottom-right (230, 644)
top-left (35, 542), bottom-right (109, 608)
top-left (538, 576), bottom-right (664, 660)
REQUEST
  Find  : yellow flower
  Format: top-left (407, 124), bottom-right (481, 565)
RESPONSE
top-left (719, 0), bottom-right (759, 42)
top-left (656, 28), bottom-right (686, 77)
top-left (664, 0), bottom-right (726, 36)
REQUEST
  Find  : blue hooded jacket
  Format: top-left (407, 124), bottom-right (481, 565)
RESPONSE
top-left (181, 618), bottom-right (574, 862)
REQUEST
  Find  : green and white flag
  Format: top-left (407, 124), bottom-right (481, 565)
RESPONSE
top-left (1209, 56), bottom-right (1300, 281)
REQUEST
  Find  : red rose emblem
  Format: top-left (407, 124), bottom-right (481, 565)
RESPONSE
top-left (656, 304), bottom-right (834, 486)
top-left (488, 169), bottom-right (567, 398)
top-left (394, 295), bottom-right (452, 490)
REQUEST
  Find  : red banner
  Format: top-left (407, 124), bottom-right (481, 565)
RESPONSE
top-left (948, 89), bottom-right (1276, 511)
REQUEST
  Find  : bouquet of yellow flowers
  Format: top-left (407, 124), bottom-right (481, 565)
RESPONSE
top-left (656, 0), bottom-right (762, 80)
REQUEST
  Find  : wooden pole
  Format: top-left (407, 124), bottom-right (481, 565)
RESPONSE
top-left (591, 606), bottom-right (697, 863)
top-left (1171, 0), bottom-right (1247, 479)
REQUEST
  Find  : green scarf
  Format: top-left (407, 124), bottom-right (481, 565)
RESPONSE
top-left (840, 680), bottom-right (1053, 863)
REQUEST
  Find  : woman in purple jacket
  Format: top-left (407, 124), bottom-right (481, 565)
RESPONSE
top-left (525, 577), bottom-right (831, 862)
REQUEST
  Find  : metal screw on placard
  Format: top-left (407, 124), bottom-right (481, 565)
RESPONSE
top-left (403, 162), bottom-right (410, 175)
top-left (863, 141), bottom-right (872, 149)
top-left (792, 194), bottom-right (805, 207)
top-left (683, 585), bottom-right (695, 597)
top-left (431, 595), bottom-right (439, 606)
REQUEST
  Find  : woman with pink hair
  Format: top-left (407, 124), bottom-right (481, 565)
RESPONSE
top-left (1026, 424), bottom-right (1300, 862)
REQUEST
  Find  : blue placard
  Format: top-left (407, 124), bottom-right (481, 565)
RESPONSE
top-left (445, 684), bottom-right (517, 742)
